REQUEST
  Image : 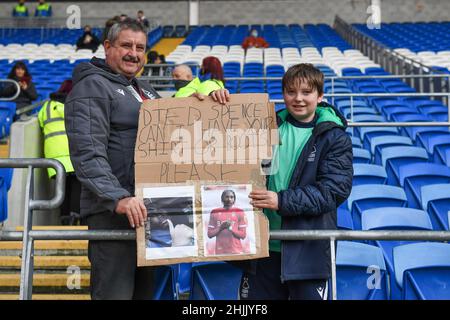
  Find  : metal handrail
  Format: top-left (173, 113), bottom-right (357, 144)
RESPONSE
top-left (0, 79), bottom-right (21, 101)
top-left (1, 227), bottom-right (450, 300)
top-left (0, 158), bottom-right (65, 300)
top-left (140, 74), bottom-right (450, 82)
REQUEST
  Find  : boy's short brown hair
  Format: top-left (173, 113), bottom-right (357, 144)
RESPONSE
top-left (282, 63), bottom-right (324, 96)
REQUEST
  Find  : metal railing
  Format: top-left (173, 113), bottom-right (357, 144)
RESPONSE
top-left (0, 79), bottom-right (21, 101)
top-left (1, 157), bottom-right (450, 300)
top-left (0, 158), bottom-right (65, 300)
top-left (141, 73), bottom-right (450, 105)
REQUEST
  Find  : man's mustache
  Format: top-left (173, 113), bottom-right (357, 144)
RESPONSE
top-left (123, 55), bottom-right (139, 63)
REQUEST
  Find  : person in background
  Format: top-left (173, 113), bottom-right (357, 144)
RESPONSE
top-left (172, 64), bottom-right (193, 93)
top-left (38, 80), bottom-right (82, 226)
top-left (175, 56), bottom-right (225, 97)
top-left (241, 29), bottom-right (269, 50)
top-left (76, 25), bottom-right (101, 52)
top-left (0, 61), bottom-right (38, 111)
top-left (137, 10), bottom-right (149, 29)
top-left (34, 0), bottom-right (52, 17)
top-left (119, 14), bottom-right (128, 22)
top-left (12, 0), bottom-right (28, 17)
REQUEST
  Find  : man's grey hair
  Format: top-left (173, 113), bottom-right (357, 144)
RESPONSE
top-left (106, 19), bottom-right (147, 44)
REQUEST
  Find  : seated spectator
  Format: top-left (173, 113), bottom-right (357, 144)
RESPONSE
top-left (137, 10), bottom-right (149, 28)
top-left (12, 0), bottom-right (28, 17)
top-left (34, 0), bottom-right (52, 17)
top-left (172, 64), bottom-right (193, 92)
top-left (76, 25), bottom-right (101, 52)
top-left (241, 29), bottom-right (269, 50)
top-left (119, 14), bottom-right (128, 22)
top-left (175, 56), bottom-right (225, 97)
top-left (0, 61), bottom-right (37, 111)
top-left (37, 80), bottom-right (82, 225)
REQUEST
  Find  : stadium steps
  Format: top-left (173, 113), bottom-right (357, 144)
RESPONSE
top-left (151, 38), bottom-right (185, 57)
top-left (0, 139), bottom-right (9, 158)
top-left (0, 226), bottom-right (90, 299)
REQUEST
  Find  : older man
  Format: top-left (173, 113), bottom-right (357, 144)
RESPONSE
top-left (172, 64), bottom-right (193, 93)
top-left (65, 19), bottom-right (229, 300)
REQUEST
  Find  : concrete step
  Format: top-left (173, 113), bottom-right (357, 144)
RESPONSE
top-left (0, 240), bottom-right (88, 251)
top-left (0, 294), bottom-right (90, 300)
top-left (0, 273), bottom-right (90, 287)
top-left (0, 256), bottom-right (90, 269)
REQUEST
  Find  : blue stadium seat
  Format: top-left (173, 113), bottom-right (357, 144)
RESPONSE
top-left (0, 168), bottom-right (13, 223)
top-left (337, 207), bottom-right (353, 230)
top-left (342, 107), bottom-right (378, 120)
top-left (336, 241), bottom-right (388, 300)
top-left (415, 132), bottom-right (450, 158)
top-left (353, 164), bottom-right (387, 185)
top-left (362, 207), bottom-right (433, 299)
top-left (398, 163), bottom-right (450, 208)
top-left (370, 135), bottom-right (413, 165)
top-left (393, 242), bottom-right (450, 300)
top-left (153, 265), bottom-right (178, 300)
top-left (351, 137), bottom-right (362, 149)
top-left (347, 184), bottom-right (407, 230)
top-left (421, 183), bottom-right (450, 231)
top-left (360, 127), bottom-right (400, 151)
top-left (190, 262), bottom-right (242, 300)
top-left (176, 263), bottom-right (193, 294)
top-left (352, 148), bottom-right (371, 164)
top-left (380, 146), bottom-right (429, 185)
top-left (381, 105), bottom-right (418, 121)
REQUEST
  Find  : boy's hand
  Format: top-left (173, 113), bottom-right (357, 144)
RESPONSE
top-left (249, 190), bottom-right (279, 210)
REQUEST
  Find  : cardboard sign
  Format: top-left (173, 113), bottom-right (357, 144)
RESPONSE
top-left (135, 94), bottom-right (276, 266)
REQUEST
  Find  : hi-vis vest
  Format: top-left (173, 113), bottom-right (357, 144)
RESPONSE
top-left (35, 3), bottom-right (51, 16)
top-left (38, 100), bottom-right (74, 178)
top-left (14, 5), bottom-right (28, 15)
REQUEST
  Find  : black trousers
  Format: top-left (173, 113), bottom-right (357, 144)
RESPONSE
top-left (87, 212), bottom-right (156, 300)
top-left (239, 251), bottom-right (328, 300)
top-left (60, 173), bottom-right (81, 217)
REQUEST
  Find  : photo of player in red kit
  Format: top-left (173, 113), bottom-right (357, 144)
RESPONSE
top-left (207, 189), bottom-right (248, 254)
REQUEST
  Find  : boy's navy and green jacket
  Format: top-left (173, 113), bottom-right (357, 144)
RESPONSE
top-left (233, 102), bottom-right (353, 281)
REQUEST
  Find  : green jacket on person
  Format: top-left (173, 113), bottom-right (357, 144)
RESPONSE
top-left (175, 77), bottom-right (224, 98)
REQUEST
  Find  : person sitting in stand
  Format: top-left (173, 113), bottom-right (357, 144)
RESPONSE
top-left (0, 61), bottom-right (38, 112)
top-left (241, 29), bottom-right (269, 50)
top-left (76, 25), bottom-right (101, 52)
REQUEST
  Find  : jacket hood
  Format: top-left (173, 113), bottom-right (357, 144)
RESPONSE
top-left (49, 91), bottom-right (68, 103)
top-left (72, 57), bottom-right (133, 87)
top-left (277, 101), bottom-right (348, 132)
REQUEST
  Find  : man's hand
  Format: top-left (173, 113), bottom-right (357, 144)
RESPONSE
top-left (190, 92), bottom-right (206, 101)
top-left (210, 89), bottom-right (230, 104)
top-left (115, 197), bottom-right (147, 228)
top-left (249, 190), bottom-right (279, 210)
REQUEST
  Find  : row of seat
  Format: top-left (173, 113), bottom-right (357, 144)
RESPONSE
top-left (153, 241), bottom-right (450, 300)
top-left (354, 22), bottom-right (450, 72)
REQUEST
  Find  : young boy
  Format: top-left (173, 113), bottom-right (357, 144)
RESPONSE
top-left (246, 63), bottom-right (353, 300)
